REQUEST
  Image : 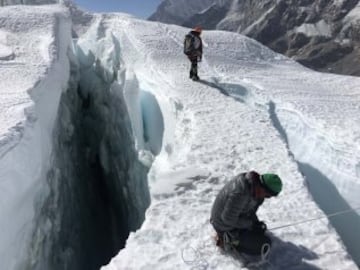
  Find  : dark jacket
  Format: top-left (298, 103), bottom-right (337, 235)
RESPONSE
top-left (210, 171), bottom-right (264, 232)
top-left (187, 31), bottom-right (202, 61)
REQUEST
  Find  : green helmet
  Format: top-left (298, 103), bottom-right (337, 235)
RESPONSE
top-left (260, 173), bottom-right (283, 196)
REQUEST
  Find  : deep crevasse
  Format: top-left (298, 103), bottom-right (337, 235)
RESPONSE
top-left (0, 7), bottom-right (152, 270)
top-left (27, 14), bottom-right (152, 270)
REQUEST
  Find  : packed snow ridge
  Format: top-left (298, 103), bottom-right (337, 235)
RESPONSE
top-left (0, 6), bottom-right (151, 270)
top-left (1, 3), bottom-right (360, 270)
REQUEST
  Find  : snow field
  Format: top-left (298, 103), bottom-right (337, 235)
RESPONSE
top-left (0, 5), bottom-right (359, 270)
top-left (100, 16), bottom-right (359, 269)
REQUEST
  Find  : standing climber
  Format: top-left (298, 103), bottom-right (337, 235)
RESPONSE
top-left (183, 26), bottom-right (203, 81)
top-left (210, 171), bottom-right (282, 256)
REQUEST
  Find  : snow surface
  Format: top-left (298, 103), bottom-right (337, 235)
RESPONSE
top-left (93, 14), bottom-right (359, 270)
top-left (1, 3), bottom-right (360, 270)
top-left (0, 5), bottom-right (71, 269)
top-left (342, 3), bottom-right (360, 30)
top-left (241, 5), bottom-right (276, 35)
top-left (0, 30), bottom-right (14, 60)
top-left (295, 20), bottom-right (332, 37)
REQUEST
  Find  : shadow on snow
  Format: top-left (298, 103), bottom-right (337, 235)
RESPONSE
top-left (197, 79), bottom-right (248, 103)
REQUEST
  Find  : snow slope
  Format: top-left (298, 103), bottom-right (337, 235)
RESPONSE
top-left (0, 5), bottom-right (71, 269)
top-left (150, 0), bottom-right (360, 76)
top-left (0, 4), bottom-right (360, 270)
top-left (92, 15), bottom-right (359, 270)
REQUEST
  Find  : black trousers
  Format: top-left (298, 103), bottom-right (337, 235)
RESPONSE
top-left (218, 229), bottom-right (272, 255)
top-left (189, 59), bottom-right (198, 78)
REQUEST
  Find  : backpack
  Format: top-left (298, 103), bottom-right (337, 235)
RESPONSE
top-left (183, 33), bottom-right (195, 55)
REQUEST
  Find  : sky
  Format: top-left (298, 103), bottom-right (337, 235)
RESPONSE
top-left (1, 4), bottom-right (360, 270)
top-left (73, 0), bottom-right (163, 18)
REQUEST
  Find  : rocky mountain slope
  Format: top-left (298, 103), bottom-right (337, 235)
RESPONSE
top-left (0, 0), bottom-right (57, 5)
top-left (150, 0), bottom-right (360, 76)
top-left (148, 0), bottom-right (215, 25)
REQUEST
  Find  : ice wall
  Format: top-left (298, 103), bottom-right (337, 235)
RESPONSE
top-left (0, 7), bottom-right (72, 270)
top-left (271, 103), bottom-right (360, 266)
top-left (26, 16), bottom-right (151, 270)
top-left (122, 73), bottom-right (164, 167)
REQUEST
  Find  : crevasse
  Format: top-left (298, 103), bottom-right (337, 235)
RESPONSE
top-left (26, 17), bottom-right (154, 270)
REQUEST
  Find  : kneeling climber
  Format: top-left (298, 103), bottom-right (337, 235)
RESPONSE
top-left (210, 171), bottom-right (282, 256)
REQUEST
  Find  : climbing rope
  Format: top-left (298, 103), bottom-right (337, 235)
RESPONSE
top-left (180, 207), bottom-right (360, 268)
top-left (254, 243), bottom-right (273, 268)
top-left (260, 243), bottom-right (271, 261)
top-left (269, 206), bottom-right (360, 231)
top-left (181, 246), bottom-right (209, 270)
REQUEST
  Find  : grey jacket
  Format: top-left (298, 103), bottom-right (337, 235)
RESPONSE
top-left (187, 31), bottom-right (203, 61)
top-left (210, 172), bottom-right (263, 232)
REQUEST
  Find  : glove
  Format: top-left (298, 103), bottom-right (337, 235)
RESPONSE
top-left (197, 56), bottom-right (202, 62)
top-left (253, 221), bottom-right (267, 233)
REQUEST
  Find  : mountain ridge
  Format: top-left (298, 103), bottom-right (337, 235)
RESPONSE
top-left (149, 0), bottom-right (360, 76)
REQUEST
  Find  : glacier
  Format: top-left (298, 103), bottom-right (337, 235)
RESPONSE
top-left (0, 6), bottom-right (151, 270)
top-left (0, 3), bottom-right (360, 270)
